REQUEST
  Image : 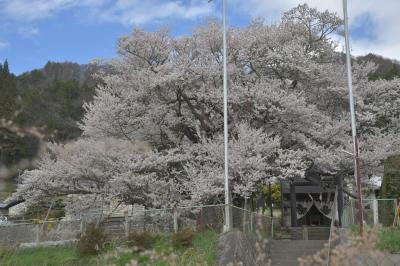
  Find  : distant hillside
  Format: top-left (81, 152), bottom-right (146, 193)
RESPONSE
top-left (357, 53), bottom-right (400, 81)
top-left (17, 61), bottom-right (101, 89)
top-left (0, 60), bottom-right (101, 169)
top-left (16, 61), bottom-right (100, 141)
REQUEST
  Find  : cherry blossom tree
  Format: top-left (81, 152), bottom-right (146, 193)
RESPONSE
top-left (13, 4), bottom-right (400, 210)
top-left (14, 138), bottom-right (186, 213)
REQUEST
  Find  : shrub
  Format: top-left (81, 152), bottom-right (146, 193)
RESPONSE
top-left (0, 249), bottom-right (12, 262)
top-left (171, 227), bottom-right (196, 248)
top-left (127, 229), bottom-right (154, 251)
top-left (376, 228), bottom-right (400, 253)
top-left (77, 222), bottom-right (107, 255)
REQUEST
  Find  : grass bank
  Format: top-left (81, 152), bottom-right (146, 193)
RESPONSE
top-left (0, 230), bottom-right (219, 266)
top-left (376, 227), bottom-right (400, 253)
top-left (0, 246), bottom-right (97, 266)
top-left (349, 225), bottom-right (400, 253)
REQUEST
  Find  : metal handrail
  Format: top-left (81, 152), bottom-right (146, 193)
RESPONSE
top-left (326, 186), bottom-right (338, 266)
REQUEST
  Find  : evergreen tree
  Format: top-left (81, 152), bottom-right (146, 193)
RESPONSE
top-left (379, 155), bottom-right (400, 225)
top-left (2, 59), bottom-right (10, 75)
top-left (0, 59), bottom-right (17, 119)
top-left (0, 59), bottom-right (22, 167)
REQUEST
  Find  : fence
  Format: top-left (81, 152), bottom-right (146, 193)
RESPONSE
top-left (342, 198), bottom-right (398, 227)
top-left (0, 204), bottom-right (274, 248)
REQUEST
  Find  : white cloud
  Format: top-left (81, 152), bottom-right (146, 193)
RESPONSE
top-left (231, 0), bottom-right (400, 60)
top-left (0, 0), bottom-right (213, 25)
top-left (0, 41), bottom-right (9, 49)
top-left (91, 0), bottom-right (214, 26)
top-left (1, 0), bottom-right (76, 21)
top-left (1, 0), bottom-right (398, 60)
top-left (0, 0), bottom-right (108, 21)
top-left (18, 26), bottom-right (40, 38)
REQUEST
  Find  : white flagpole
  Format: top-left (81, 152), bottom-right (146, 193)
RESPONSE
top-left (222, 0), bottom-right (232, 232)
top-left (207, 0), bottom-right (231, 232)
top-left (343, 0), bottom-right (364, 235)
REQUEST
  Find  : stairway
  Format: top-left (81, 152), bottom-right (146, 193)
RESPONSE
top-left (275, 226), bottom-right (331, 240)
top-left (269, 240), bottom-right (327, 266)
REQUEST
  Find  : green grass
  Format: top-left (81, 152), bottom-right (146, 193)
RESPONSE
top-left (111, 230), bottom-right (218, 265)
top-left (0, 246), bottom-right (98, 266)
top-left (175, 230), bottom-right (218, 265)
top-left (348, 225), bottom-right (400, 253)
top-left (0, 230), bottom-right (219, 266)
top-left (349, 224), bottom-right (361, 236)
top-left (376, 227), bottom-right (400, 253)
top-left (348, 224), bottom-right (377, 236)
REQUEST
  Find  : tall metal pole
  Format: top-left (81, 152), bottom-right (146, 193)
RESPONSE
top-left (222, 0), bottom-right (232, 232)
top-left (343, 0), bottom-right (364, 235)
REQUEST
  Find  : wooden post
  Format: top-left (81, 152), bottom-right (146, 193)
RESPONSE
top-left (125, 211), bottom-right (129, 237)
top-left (173, 209), bottom-right (178, 233)
top-left (35, 223), bottom-right (40, 245)
top-left (290, 183), bottom-right (297, 227)
top-left (302, 226), bottom-right (308, 240)
top-left (143, 210), bottom-right (146, 231)
top-left (271, 217), bottom-right (274, 239)
top-left (243, 198), bottom-right (248, 232)
top-left (337, 176), bottom-right (344, 227)
top-left (250, 212), bottom-right (254, 232)
top-left (280, 180), bottom-right (285, 227)
top-left (80, 215), bottom-right (85, 233)
top-left (372, 199), bottom-right (379, 226)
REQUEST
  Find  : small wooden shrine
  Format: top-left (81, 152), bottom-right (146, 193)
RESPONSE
top-left (280, 174), bottom-right (344, 227)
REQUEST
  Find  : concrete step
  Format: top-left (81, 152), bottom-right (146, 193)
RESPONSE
top-left (270, 240), bottom-right (326, 266)
top-left (277, 227), bottom-right (331, 240)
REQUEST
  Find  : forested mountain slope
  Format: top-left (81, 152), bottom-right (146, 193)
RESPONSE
top-left (0, 61), bottom-right (99, 169)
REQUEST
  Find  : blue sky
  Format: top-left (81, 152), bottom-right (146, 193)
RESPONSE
top-left (0, 0), bottom-right (399, 75)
